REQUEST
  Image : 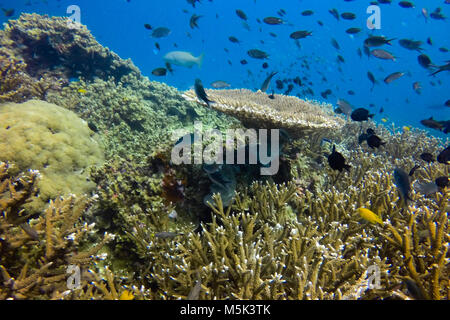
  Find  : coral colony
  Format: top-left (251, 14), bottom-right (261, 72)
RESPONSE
top-left (0, 14), bottom-right (448, 300)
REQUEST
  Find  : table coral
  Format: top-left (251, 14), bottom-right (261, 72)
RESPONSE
top-left (183, 88), bottom-right (345, 138)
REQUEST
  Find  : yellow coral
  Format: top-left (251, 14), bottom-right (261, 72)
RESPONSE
top-left (0, 100), bottom-right (104, 212)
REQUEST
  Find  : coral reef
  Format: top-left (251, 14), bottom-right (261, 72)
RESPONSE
top-left (0, 162), bottom-right (112, 299)
top-left (183, 89), bottom-right (345, 138)
top-left (0, 13), bottom-right (141, 83)
top-left (0, 100), bottom-right (104, 213)
top-left (0, 13), bottom-right (448, 301)
top-left (46, 75), bottom-right (242, 161)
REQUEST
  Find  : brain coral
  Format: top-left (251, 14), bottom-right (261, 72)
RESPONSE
top-left (183, 89), bottom-right (345, 138)
top-left (0, 100), bottom-right (104, 212)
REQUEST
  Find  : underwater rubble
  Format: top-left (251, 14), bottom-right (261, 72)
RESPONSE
top-left (0, 14), bottom-right (448, 300)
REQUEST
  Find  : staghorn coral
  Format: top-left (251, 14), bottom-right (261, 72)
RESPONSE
top-left (380, 189), bottom-right (449, 300)
top-left (127, 182), bottom-right (392, 300)
top-left (0, 100), bottom-right (104, 213)
top-left (183, 89), bottom-right (345, 138)
top-left (0, 162), bottom-right (112, 299)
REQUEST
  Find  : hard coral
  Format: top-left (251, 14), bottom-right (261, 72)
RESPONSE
top-left (0, 13), bottom-right (141, 82)
top-left (183, 88), bottom-right (344, 138)
top-left (0, 100), bottom-right (104, 213)
top-left (0, 162), bottom-right (112, 299)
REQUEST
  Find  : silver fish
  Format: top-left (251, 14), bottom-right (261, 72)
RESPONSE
top-left (384, 72), bottom-right (405, 84)
top-left (371, 49), bottom-right (396, 61)
top-left (187, 274), bottom-right (202, 300)
top-left (260, 71), bottom-right (278, 92)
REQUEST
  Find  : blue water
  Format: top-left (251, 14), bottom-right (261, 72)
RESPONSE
top-left (1, 0), bottom-right (449, 137)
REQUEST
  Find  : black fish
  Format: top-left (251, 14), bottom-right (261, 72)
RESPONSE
top-left (1, 8), bottom-right (14, 17)
top-left (328, 145), bottom-right (351, 172)
top-left (435, 176), bottom-right (449, 188)
top-left (165, 62), bottom-right (173, 74)
top-left (437, 145), bottom-right (450, 164)
top-left (263, 17), bottom-right (284, 25)
top-left (399, 39), bottom-right (423, 52)
top-left (260, 71), bottom-right (278, 92)
top-left (290, 30), bottom-right (312, 39)
top-left (364, 36), bottom-right (395, 48)
top-left (341, 12), bottom-right (356, 20)
top-left (262, 62), bottom-right (269, 69)
top-left (420, 117), bottom-right (444, 131)
top-left (152, 67), bottom-right (167, 76)
top-left (144, 23), bottom-right (152, 30)
top-left (399, 1), bottom-right (414, 8)
top-left (247, 49), bottom-right (269, 59)
top-left (346, 27), bottom-right (361, 34)
top-left (393, 168), bottom-right (413, 204)
top-left (228, 36), bottom-right (240, 44)
top-left (331, 38), bottom-right (340, 50)
top-left (366, 133), bottom-right (386, 149)
top-left (194, 79), bottom-right (214, 107)
top-left (367, 71), bottom-right (376, 91)
top-left (408, 164), bottom-right (420, 176)
top-left (420, 152), bottom-right (434, 163)
top-left (190, 14), bottom-right (202, 29)
top-left (329, 8), bottom-right (339, 20)
top-left (404, 279), bottom-right (425, 300)
top-left (351, 108), bottom-right (374, 122)
top-left (186, 0), bottom-right (200, 8)
top-left (236, 9), bottom-right (247, 21)
top-left (240, 59), bottom-right (248, 65)
top-left (358, 132), bottom-right (369, 144)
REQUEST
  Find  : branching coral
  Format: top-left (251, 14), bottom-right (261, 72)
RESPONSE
top-left (380, 190), bottom-right (449, 300)
top-left (183, 89), bottom-right (344, 138)
top-left (126, 181), bottom-right (391, 300)
top-left (0, 162), bottom-right (113, 299)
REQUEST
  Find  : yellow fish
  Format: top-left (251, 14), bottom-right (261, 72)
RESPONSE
top-left (403, 126), bottom-right (411, 132)
top-left (78, 88), bottom-right (87, 94)
top-left (357, 207), bottom-right (383, 225)
top-left (381, 118), bottom-right (388, 123)
top-left (119, 290), bottom-right (134, 300)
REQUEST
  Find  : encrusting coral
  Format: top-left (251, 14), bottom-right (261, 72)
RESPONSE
top-left (0, 100), bottom-right (104, 213)
top-left (183, 88), bottom-right (345, 138)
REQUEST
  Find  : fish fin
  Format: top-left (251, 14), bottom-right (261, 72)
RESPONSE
top-left (369, 114), bottom-right (375, 118)
top-left (197, 53), bottom-right (205, 68)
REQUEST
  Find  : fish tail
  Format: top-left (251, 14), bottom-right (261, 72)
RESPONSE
top-left (197, 53), bottom-right (205, 68)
